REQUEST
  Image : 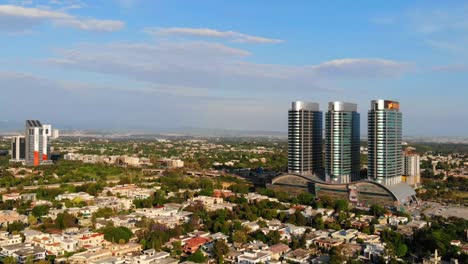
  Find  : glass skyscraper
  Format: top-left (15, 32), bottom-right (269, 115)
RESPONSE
top-left (368, 100), bottom-right (403, 185)
top-left (288, 101), bottom-right (323, 176)
top-left (325, 102), bottom-right (360, 183)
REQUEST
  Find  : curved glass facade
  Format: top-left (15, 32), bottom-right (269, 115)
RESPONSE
top-left (288, 102), bottom-right (322, 176)
top-left (325, 102), bottom-right (360, 183)
top-left (368, 100), bottom-right (403, 185)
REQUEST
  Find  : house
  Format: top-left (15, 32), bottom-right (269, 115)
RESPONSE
top-left (285, 224), bottom-right (306, 237)
top-left (237, 251), bottom-right (272, 264)
top-left (407, 220), bottom-right (428, 229)
top-left (89, 257), bottom-right (126, 264)
top-left (0, 243), bottom-right (47, 264)
top-left (331, 229), bottom-right (359, 243)
top-left (314, 237), bottom-right (343, 250)
top-left (77, 233), bottom-right (105, 248)
top-left (225, 248), bottom-right (242, 264)
top-left (283, 248), bottom-right (310, 264)
top-left (107, 243), bottom-right (142, 256)
top-left (388, 216), bottom-right (409, 226)
top-left (339, 243), bottom-right (362, 258)
top-left (0, 232), bottom-right (22, 247)
top-left (183, 236), bottom-right (211, 254)
top-left (0, 210), bottom-right (27, 227)
top-left (22, 230), bottom-right (44, 243)
top-left (210, 232), bottom-right (229, 241)
top-left (103, 185), bottom-right (154, 200)
top-left (266, 219), bottom-right (282, 230)
top-left (310, 255), bottom-right (330, 264)
top-left (2, 193), bottom-right (22, 201)
top-left (56, 192), bottom-right (95, 202)
top-left (363, 243), bottom-right (386, 262)
top-left (130, 249), bottom-right (171, 264)
top-left (268, 243), bottom-right (290, 260)
top-left (69, 248), bottom-right (112, 264)
top-left (241, 241), bottom-right (269, 252)
top-left (242, 221), bottom-right (260, 233)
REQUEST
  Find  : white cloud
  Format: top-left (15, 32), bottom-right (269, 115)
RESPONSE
top-left (0, 4), bottom-right (124, 31)
top-left (431, 63), bottom-right (467, 73)
top-left (44, 40), bottom-right (411, 98)
top-left (146, 27), bottom-right (284, 44)
top-left (309, 58), bottom-right (413, 78)
top-left (55, 18), bottom-right (124, 32)
top-left (0, 4), bottom-right (70, 19)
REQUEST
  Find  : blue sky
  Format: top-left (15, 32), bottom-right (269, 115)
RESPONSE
top-left (0, 0), bottom-right (467, 136)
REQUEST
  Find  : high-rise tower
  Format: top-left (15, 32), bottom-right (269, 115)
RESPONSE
top-left (25, 120), bottom-right (52, 166)
top-left (368, 100), bottom-right (403, 185)
top-left (325, 102), bottom-right (360, 183)
top-left (288, 101), bottom-right (322, 175)
top-left (10, 136), bottom-right (26, 162)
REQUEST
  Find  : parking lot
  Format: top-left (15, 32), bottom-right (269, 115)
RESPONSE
top-left (415, 201), bottom-right (468, 220)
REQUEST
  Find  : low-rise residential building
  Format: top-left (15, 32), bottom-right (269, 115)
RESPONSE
top-left (283, 248), bottom-right (310, 263)
top-left (69, 248), bottom-right (112, 264)
top-left (314, 237), bottom-right (343, 250)
top-left (268, 243), bottom-right (290, 260)
top-left (0, 232), bottom-right (22, 247)
top-left (183, 236), bottom-right (211, 254)
top-left (77, 233), bottom-right (105, 249)
top-left (363, 243), bottom-right (386, 262)
top-left (56, 192), bottom-right (95, 202)
top-left (106, 242), bottom-right (142, 256)
top-left (331, 229), bottom-right (359, 243)
top-left (131, 249), bottom-right (171, 264)
top-left (237, 251), bottom-right (272, 264)
top-left (103, 185), bottom-right (154, 200)
top-left (0, 243), bottom-right (47, 264)
top-left (2, 193), bottom-right (22, 202)
top-left (0, 210), bottom-right (27, 227)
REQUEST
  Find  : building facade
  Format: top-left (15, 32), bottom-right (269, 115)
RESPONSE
top-left (25, 120), bottom-right (53, 167)
top-left (10, 136), bottom-right (25, 162)
top-left (368, 100), bottom-right (403, 185)
top-left (403, 148), bottom-right (421, 187)
top-left (288, 101), bottom-right (323, 176)
top-left (325, 102), bottom-right (360, 183)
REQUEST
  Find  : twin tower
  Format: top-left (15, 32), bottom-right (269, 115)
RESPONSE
top-left (288, 100), bottom-right (402, 186)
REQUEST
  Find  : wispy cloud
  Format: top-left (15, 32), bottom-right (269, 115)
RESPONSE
top-left (431, 63), bottom-right (468, 73)
top-left (145, 27), bottom-right (284, 44)
top-left (43, 40), bottom-right (411, 100)
top-left (408, 6), bottom-right (468, 34)
top-left (309, 58), bottom-right (413, 78)
top-left (0, 4), bottom-right (124, 31)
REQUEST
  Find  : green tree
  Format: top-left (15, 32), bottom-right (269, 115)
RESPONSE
top-left (32, 205), bottom-right (50, 218)
top-left (312, 213), bottom-right (324, 229)
top-left (3, 256), bottom-right (16, 264)
top-left (266, 230), bottom-right (281, 245)
top-left (24, 255), bottom-right (34, 264)
top-left (232, 230), bottom-right (248, 244)
top-left (334, 200), bottom-right (349, 212)
top-left (187, 249), bottom-right (206, 263)
top-left (213, 240), bottom-right (230, 264)
top-left (369, 204), bottom-right (386, 217)
top-left (7, 221), bottom-right (25, 233)
top-left (100, 226), bottom-right (133, 243)
top-left (55, 212), bottom-right (77, 229)
top-left (28, 214), bottom-right (38, 226)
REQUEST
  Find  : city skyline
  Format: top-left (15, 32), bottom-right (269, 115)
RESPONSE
top-left (1, 1), bottom-right (468, 136)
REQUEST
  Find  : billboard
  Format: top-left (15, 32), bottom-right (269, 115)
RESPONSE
top-left (385, 100), bottom-right (399, 110)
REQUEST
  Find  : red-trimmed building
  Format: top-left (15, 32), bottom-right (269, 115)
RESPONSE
top-left (183, 237), bottom-right (211, 254)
